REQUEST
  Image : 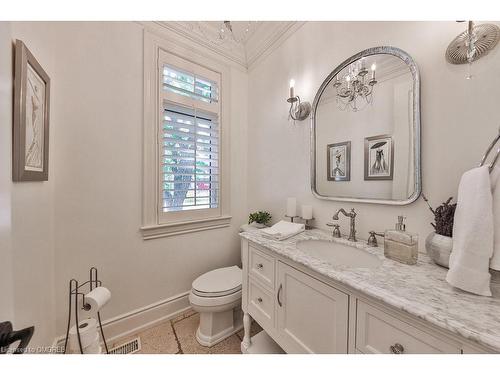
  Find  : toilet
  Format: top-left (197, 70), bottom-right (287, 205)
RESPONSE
top-left (189, 266), bottom-right (243, 347)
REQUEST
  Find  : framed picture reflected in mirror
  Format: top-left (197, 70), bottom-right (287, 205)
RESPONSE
top-left (327, 141), bottom-right (351, 182)
top-left (364, 134), bottom-right (394, 181)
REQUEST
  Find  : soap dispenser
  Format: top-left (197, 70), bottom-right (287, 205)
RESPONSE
top-left (384, 216), bottom-right (418, 265)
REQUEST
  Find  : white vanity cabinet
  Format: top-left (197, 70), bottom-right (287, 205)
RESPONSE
top-left (277, 261), bottom-right (349, 353)
top-left (241, 239), bottom-right (493, 354)
top-left (242, 243), bottom-right (349, 353)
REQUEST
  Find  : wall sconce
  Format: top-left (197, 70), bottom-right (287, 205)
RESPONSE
top-left (287, 79), bottom-right (311, 121)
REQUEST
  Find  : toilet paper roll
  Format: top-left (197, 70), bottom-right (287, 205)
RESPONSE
top-left (69, 318), bottom-right (98, 351)
top-left (84, 286), bottom-right (111, 313)
top-left (69, 332), bottom-right (99, 353)
top-left (83, 339), bottom-right (102, 354)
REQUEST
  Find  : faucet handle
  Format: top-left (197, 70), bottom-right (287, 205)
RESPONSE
top-left (367, 231), bottom-right (378, 247)
top-left (367, 231), bottom-right (385, 247)
top-left (327, 223), bottom-right (341, 238)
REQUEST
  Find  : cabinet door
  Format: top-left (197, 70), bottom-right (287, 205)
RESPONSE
top-left (356, 301), bottom-right (460, 354)
top-left (276, 261), bottom-right (349, 353)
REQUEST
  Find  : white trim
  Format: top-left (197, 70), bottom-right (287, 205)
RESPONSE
top-left (245, 22), bottom-right (306, 70)
top-left (142, 29), bottom-right (232, 239)
top-left (53, 291), bottom-right (191, 349)
top-left (146, 21), bottom-right (304, 71)
top-left (141, 215), bottom-right (232, 240)
top-left (138, 22), bottom-right (246, 73)
top-left (153, 21), bottom-right (248, 68)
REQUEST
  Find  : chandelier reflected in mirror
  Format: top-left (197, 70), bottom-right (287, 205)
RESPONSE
top-left (333, 59), bottom-right (378, 112)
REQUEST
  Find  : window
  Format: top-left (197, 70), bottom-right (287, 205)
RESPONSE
top-left (163, 65), bottom-right (219, 103)
top-left (161, 105), bottom-right (219, 212)
top-left (142, 33), bottom-right (231, 239)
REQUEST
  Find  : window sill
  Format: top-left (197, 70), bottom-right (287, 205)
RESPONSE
top-left (140, 215), bottom-right (232, 240)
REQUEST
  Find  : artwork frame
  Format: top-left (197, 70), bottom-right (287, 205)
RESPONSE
top-left (13, 39), bottom-right (50, 182)
top-left (364, 134), bottom-right (394, 181)
top-left (327, 141), bottom-right (351, 182)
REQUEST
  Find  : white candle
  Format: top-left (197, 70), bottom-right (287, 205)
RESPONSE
top-left (289, 79), bottom-right (295, 99)
top-left (286, 197), bottom-right (297, 217)
top-left (371, 63), bottom-right (376, 80)
top-left (346, 75), bottom-right (351, 89)
top-left (302, 205), bottom-right (313, 220)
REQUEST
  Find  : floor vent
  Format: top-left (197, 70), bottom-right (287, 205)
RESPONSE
top-left (109, 338), bottom-right (141, 354)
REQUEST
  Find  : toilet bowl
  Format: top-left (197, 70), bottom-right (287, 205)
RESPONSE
top-left (189, 266), bottom-right (243, 347)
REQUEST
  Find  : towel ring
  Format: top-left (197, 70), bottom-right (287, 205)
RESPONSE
top-left (479, 127), bottom-right (500, 173)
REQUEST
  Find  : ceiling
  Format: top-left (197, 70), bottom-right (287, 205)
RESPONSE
top-left (155, 21), bottom-right (303, 69)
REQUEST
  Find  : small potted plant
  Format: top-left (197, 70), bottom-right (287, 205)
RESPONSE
top-left (422, 194), bottom-right (456, 268)
top-left (248, 211), bottom-right (272, 228)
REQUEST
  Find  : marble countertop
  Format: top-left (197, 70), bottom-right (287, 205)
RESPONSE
top-left (240, 228), bottom-right (500, 351)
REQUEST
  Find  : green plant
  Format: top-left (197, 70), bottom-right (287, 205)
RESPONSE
top-left (248, 211), bottom-right (272, 225)
top-left (422, 194), bottom-right (456, 237)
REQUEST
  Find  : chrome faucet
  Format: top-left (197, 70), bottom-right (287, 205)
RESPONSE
top-left (332, 208), bottom-right (357, 242)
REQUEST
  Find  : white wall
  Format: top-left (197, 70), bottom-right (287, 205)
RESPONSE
top-left (1, 21), bottom-right (248, 345)
top-left (3, 20), bottom-right (500, 346)
top-left (0, 22), bottom-right (57, 347)
top-left (0, 22), bottom-right (14, 324)
top-left (247, 21), bottom-right (500, 251)
top-left (50, 22), bottom-right (248, 337)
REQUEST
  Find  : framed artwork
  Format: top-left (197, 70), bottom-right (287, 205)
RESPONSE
top-left (364, 134), bottom-right (394, 180)
top-left (13, 39), bottom-right (50, 181)
top-left (327, 141), bottom-right (351, 181)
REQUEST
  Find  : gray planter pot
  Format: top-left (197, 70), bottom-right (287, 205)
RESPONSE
top-left (249, 222), bottom-right (267, 229)
top-left (425, 232), bottom-right (453, 268)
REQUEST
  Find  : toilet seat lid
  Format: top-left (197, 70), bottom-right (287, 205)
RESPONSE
top-left (192, 266), bottom-right (242, 295)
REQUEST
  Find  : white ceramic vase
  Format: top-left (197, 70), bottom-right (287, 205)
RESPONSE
top-left (425, 232), bottom-right (453, 268)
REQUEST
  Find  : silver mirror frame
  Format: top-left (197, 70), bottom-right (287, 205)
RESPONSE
top-left (310, 46), bottom-right (421, 205)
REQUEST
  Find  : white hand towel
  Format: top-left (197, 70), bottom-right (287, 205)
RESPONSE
top-left (260, 220), bottom-right (305, 241)
top-left (490, 166), bottom-right (500, 270)
top-left (446, 166), bottom-right (494, 296)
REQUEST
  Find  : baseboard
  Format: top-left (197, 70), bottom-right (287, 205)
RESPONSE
top-left (53, 291), bottom-right (191, 349)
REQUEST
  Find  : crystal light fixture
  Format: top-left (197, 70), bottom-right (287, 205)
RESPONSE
top-left (445, 21), bottom-right (500, 80)
top-left (217, 21), bottom-right (253, 45)
top-left (190, 21), bottom-right (257, 51)
top-left (333, 59), bottom-right (377, 112)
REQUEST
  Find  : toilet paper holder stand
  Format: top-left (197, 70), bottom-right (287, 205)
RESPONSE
top-left (63, 267), bottom-right (109, 354)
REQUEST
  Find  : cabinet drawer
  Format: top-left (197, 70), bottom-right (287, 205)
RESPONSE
top-left (356, 301), bottom-right (460, 354)
top-left (249, 245), bottom-right (275, 289)
top-left (248, 279), bottom-right (275, 331)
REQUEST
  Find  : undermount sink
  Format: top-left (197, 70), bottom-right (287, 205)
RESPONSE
top-left (296, 239), bottom-right (382, 269)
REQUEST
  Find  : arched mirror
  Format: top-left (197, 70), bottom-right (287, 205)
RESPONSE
top-left (311, 46), bottom-right (421, 205)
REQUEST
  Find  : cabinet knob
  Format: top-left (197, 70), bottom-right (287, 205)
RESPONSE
top-left (256, 263), bottom-right (263, 269)
top-left (390, 343), bottom-right (404, 354)
top-left (257, 297), bottom-right (263, 303)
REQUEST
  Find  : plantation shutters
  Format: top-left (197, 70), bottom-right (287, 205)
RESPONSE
top-left (158, 51), bottom-right (221, 220)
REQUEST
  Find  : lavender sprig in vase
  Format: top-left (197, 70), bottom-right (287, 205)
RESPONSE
top-left (422, 194), bottom-right (456, 268)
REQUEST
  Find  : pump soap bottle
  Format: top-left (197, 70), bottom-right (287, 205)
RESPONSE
top-left (384, 216), bottom-right (418, 265)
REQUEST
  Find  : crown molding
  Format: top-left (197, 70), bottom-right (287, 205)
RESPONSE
top-left (152, 21), bottom-right (304, 70)
top-left (154, 21), bottom-right (248, 67)
top-left (245, 21), bottom-right (305, 70)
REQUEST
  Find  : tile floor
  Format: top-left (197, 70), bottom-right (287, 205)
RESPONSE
top-left (110, 309), bottom-right (262, 354)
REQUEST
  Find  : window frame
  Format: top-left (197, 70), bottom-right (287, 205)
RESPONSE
top-left (141, 30), bottom-right (231, 239)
